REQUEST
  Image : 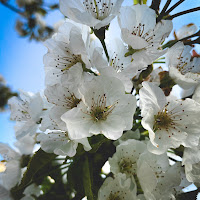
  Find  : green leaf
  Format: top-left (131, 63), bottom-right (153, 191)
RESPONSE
top-left (89, 137), bottom-right (108, 154)
top-left (83, 156), bottom-right (94, 200)
top-left (11, 149), bottom-right (56, 199)
top-left (67, 157), bottom-right (85, 199)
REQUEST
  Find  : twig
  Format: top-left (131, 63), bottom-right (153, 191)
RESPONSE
top-left (166, 7), bottom-right (200, 20)
top-left (0, 1), bottom-right (25, 16)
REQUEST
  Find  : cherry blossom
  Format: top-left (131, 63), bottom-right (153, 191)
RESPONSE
top-left (118, 4), bottom-right (173, 66)
top-left (60, 0), bottom-right (124, 29)
top-left (61, 76), bottom-right (136, 140)
top-left (139, 82), bottom-right (200, 154)
top-left (166, 42), bottom-right (200, 89)
top-left (8, 91), bottom-right (43, 139)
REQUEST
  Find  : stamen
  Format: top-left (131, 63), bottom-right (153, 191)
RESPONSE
top-left (56, 91), bottom-right (81, 109)
top-left (176, 51), bottom-right (200, 76)
top-left (83, 0), bottom-right (114, 20)
top-left (110, 52), bottom-right (124, 72)
top-left (82, 93), bottom-right (118, 122)
top-left (52, 51), bottom-right (83, 78)
top-left (153, 107), bottom-right (174, 131)
top-left (108, 191), bottom-right (121, 200)
top-left (119, 159), bottom-right (136, 175)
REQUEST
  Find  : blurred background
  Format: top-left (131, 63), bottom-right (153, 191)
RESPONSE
top-left (0, 0), bottom-right (200, 145)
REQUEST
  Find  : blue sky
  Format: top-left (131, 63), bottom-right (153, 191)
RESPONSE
top-left (0, 1), bottom-right (63, 145)
top-left (0, 0), bottom-right (200, 145)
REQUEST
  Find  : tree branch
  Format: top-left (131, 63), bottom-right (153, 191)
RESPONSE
top-left (0, 1), bottom-right (25, 16)
top-left (166, 7), bottom-right (200, 20)
top-left (150, 0), bottom-right (161, 15)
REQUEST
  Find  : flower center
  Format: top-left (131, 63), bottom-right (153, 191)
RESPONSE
top-left (132, 23), bottom-right (155, 42)
top-left (119, 159), bottom-right (135, 175)
top-left (12, 100), bottom-right (31, 121)
top-left (154, 109), bottom-right (173, 131)
top-left (110, 52), bottom-right (124, 73)
top-left (53, 51), bottom-right (83, 79)
top-left (89, 94), bottom-right (117, 122)
top-left (83, 0), bottom-right (114, 20)
top-left (108, 192), bottom-right (121, 200)
top-left (177, 55), bottom-right (200, 76)
top-left (55, 53), bottom-right (82, 72)
top-left (65, 94), bottom-right (81, 109)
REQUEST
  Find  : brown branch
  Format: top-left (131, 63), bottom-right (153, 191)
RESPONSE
top-left (166, 7), bottom-right (200, 20)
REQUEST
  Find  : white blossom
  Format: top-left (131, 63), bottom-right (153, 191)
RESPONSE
top-left (38, 83), bottom-right (92, 157)
top-left (0, 136), bottom-right (36, 199)
top-left (97, 173), bottom-right (137, 200)
top-left (193, 84), bottom-right (200, 104)
top-left (118, 4), bottom-right (173, 66)
top-left (44, 19), bottom-right (97, 86)
top-left (109, 139), bottom-right (146, 179)
top-left (37, 131), bottom-right (91, 157)
top-left (184, 162), bottom-right (200, 186)
top-left (59, 0), bottom-right (124, 30)
top-left (43, 83), bottom-right (82, 131)
top-left (8, 90), bottom-right (43, 139)
top-left (105, 17), bottom-right (148, 76)
top-left (100, 37), bottom-right (138, 92)
top-left (14, 135), bottom-right (36, 155)
top-left (166, 42), bottom-right (200, 89)
top-left (139, 82), bottom-right (200, 154)
top-left (182, 140), bottom-right (200, 184)
top-left (175, 23), bottom-right (198, 40)
top-left (137, 151), bottom-right (182, 200)
top-left (0, 143), bottom-right (21, 190)
top-left (0, 135), bottom-right (35, 190)
top-left (0, 185), bottom-right (13, 200)
top-left (61, 76), bottom-right (136, 140)
top-left (21, 184), bottom-right (41, 200)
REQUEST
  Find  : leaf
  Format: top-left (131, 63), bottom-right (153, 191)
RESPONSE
top-left (67, 157), bottom-right (85, 199)
top-left (83, 156), bottom-right (94, 200)
top-left (89, 138), bottom-right (108, 154)
top-left (11, 149), bottom-right (56, 199)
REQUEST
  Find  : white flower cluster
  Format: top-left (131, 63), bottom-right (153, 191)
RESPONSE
top-left (2, 0), bottom-right (200, 199)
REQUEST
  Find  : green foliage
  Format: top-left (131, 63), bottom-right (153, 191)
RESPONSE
top-left (11, 149), bottom-right (56, 199)
top-left (83, 156), bottom-right (94, 200)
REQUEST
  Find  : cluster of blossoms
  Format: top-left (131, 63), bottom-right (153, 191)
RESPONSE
top-left (1, 0), bottom-right (200, 199)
